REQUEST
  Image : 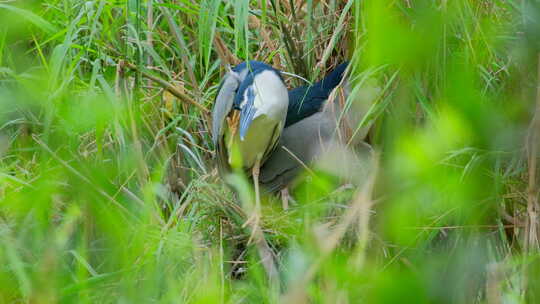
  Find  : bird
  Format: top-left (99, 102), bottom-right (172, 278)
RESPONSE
top-left (211, 61), bottom-right (289, 283)
top-left (285, 62), bottom-right (349, 127)
top-left (259, 62), bottom-right (379, 207)
top-left (211, 60), bottom-right (289, 223)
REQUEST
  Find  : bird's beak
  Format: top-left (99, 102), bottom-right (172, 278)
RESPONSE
top-left (239, 89), bottom-right (256, 141)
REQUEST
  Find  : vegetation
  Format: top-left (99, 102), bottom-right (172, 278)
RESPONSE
top-left (1, 0), bottom-right (539, 303)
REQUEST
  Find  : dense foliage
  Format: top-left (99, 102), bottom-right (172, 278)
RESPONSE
top-left (1, 0), bottom-right (539, 303)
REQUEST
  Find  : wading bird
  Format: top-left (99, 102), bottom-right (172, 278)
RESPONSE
top-left (285, 62), bottom-right (349, 127)
top-left (260, 62), bottom-right (377, 207)
top-left (212, 60), bottom-right (289, 223)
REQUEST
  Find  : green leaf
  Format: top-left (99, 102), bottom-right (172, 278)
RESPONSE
top-left (0, 4), bottom-right (57, 34)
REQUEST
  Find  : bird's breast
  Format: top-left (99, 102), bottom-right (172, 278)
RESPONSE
top-left (225, 114), bottom-right (283, 170)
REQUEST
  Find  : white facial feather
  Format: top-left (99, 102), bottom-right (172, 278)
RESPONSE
top-left (250, 70), bottom-right (289, 121)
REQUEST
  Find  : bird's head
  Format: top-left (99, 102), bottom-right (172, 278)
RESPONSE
top-left (231, 62), bottom-right (288, 141)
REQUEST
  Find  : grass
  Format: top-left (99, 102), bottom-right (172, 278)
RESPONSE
top-left (0, 0), bottom-right (539, 303)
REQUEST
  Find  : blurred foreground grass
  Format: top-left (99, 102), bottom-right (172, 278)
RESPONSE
top-left (1, 0), bottom-right (540, 303)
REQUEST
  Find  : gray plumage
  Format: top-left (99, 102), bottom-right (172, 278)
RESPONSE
top-left (259, 110), bottom-right (335, 192)
top-left (259, 79), bottom-right (380, 192)
top-left (212, 70), bottom-right (240, 146)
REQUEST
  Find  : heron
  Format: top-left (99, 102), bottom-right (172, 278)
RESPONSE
top-left (285, 62), bottom-right (349, 127)
top-left (212, 60), bottom-right (289, 225)
top-left (259, 62), bottom-right (379, 207)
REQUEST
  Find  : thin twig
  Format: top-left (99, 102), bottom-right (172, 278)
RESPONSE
top-left (281, 145), bottom-right (315, 176)
top-left (126, 62), bottom-right (209, 114)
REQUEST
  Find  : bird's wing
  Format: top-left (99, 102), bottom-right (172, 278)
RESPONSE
top-left (259, 112), bottom-right (335, 192)
top-left (285, 62), bottom-right (350, 127)
top-left (259, 78), bottom-right (381, 192)
top-left (285, 85), bottom-right (327, 127)
top-left (212, 71), bottom-right (240, 145)
top-left (212, 71), bottom-right (241, 174)
top-left (259, 110), bottom-right (375, 193)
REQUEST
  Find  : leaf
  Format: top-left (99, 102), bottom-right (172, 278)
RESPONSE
top-left (0, 4), bottom-right (57, 34)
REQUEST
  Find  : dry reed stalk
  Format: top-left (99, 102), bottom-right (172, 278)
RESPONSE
top-left (146, 0), bottom-right (154, 68)
top-left (486, 263), bottom-right (502, 304)
top-left (525, 52), bottom-right (540, 252)
top-left (248, 15), bottom-right (282, 68)
top-left (522, 53), bottom-right (540, 298)
top-left (126, 62), bottom-right (209, 114)
top-left (213, 32), bottom-right (240, 66)
top-left (282, 154), bottom-right (378, 303)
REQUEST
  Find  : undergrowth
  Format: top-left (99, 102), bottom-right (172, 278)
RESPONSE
top-left (1, 0), bottom-right (540, 303)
